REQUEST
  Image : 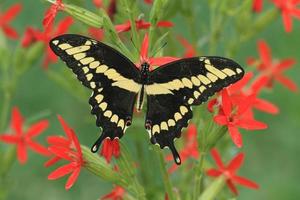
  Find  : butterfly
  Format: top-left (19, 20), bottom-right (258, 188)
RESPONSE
top-left (50, 34), bottom-right (244, 165)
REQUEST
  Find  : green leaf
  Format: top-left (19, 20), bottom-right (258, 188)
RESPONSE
top-left (150, 31), bottom-right (169, 57)
top-left (64, 3), bottom-right (103, 28)
top-left (101, 9), bottom-right (134, 60)
top-left (149, 0), bottom-right (169, 50)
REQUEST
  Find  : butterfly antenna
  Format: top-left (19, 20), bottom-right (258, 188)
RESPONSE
top-left (151, 42), bottom-right (168, 57)
top-left (130, 37), bottom-right (140, 54)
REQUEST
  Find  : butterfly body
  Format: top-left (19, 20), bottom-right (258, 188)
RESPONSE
top-left (50, 34), bottom-right (244, 165)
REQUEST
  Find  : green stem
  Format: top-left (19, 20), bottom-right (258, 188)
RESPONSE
top-left (156, 148), bottom-right (176, 200)
top-left (82, 146), bottom-right (128, 187)
top-left (123, 0), bottom-right (140, 59)
top-left (192, 118), bottom-right (213, 200)
top-left (0, 92), bottom-right (11, 132)
top-left (198, 176), bottom-right (225, 200)
top-left (192, 151), bottom-right (206, 200)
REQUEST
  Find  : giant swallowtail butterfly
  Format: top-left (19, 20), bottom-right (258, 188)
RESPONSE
top-left (50, 34), bottom-right (244, 165)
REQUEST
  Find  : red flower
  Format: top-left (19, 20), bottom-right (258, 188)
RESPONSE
top-left (115, 19), bottom-right (173, 33)
top-left (47, 115), bottom-right (84, 190)
top-left (21, 17), bottom-right (73, 68)
top-left (214, 90), bottom-right (267, 147)
top-left (100, 138), bottom-right (121, 163)
top-left (93, 0), bottom-right (103, 8)
top-left (107, 0), bottom-right (117, 21)
top-left (45, 115), bottom-right (74, 167)
top-left (0, 3), bottom-right (22, 39)
top-left (207, 149), bottom-right (259, 195)
top-left (21, 27), bottom-right (39, 48)
top-left (43, 0), bottom-right (64, 31)
top-left (177, 35), bottom-right (196, 58)
top-left (101, 186), bottom-right (125, 200)
top-left (138, 33), bottom-right (179, 70)
top-left (248, 40), bottom-right (298, 92)
top-left (252, 0), bottom-right (263, 12)
top-left (166, 124), bottom-right (199, 173)
top-left (272, 0), bottom-right (300, 32)
top-left (0, 107), bottom-right (50, 164)
top-left (88, 28), bottom-right (105, 40)
top-left (144, 0), bottom-right (153, 4)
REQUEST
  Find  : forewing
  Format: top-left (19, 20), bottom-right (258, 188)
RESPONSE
top-left (146, 56), bottom-right (244, 164)
top-left (50, 34), bottom-right (141, 151)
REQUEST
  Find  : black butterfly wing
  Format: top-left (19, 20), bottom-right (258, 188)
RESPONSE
top-left (50, 34), bottom-right (141, 152)
top-left (146, 56), bottom-right (244, 164)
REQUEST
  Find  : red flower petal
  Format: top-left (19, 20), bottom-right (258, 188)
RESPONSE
top-left (227, 153), bottom-right (244, 172)
top-left (213, 115), bottom-right (228, 125)
top-left (149, 57), bottom-right (180, 67)
top-left (1, 3), bottom-right (22, 22)
top-left (48, 162), bottom-right (75, 180)
top-left (48, 146), bottom-right (73, 161)
top-left (252, 0), bottom-right (263, 12)
top-left (228, 126), bottom-right (243, 148)
top-left (254, 98), bottom-right (279, 114)
top-left (140, 34), bottom-right (149, 62)
top-left (11, 107), bottom-right (23, 136)
top-left (57, 115), bottom-right (73, 139)
top-left (55, 16), bottom-right (73, 35)
top-left (207, 98), bottom-right (218, 113)
top-left (1, 24), bottom-right (18, 39)
top-left (93, 0), bottom-right (103, 8)
top-left (70, 129), bottom-right (82, 158)
top-left (157, 21), bottom-right (174, 27)
top-left (43, 0), bottom-right (64, 31)
top-left (47, 135), bottom-right (70, 146)
top-left (258, 40), bottom-right (272, 67)
top-left (250, 75), bottom-right (269, 94)
top-left (17, 142), bottom-right (27, 164)
top-left (88, 28), bottom-right (104, 40)
top-left (206, 169), bottom-right (222, 177)
top-left (226, 179), bottom-right (239, 195)
top-left (282, 11), bottom-right (293, 32)
top-left (210, 149), bottom-right (225, 169)
top-left (275, 75), bottom-right (298, 92)
top-left (232, 175), bottom-right (259, 189)
top-left (26, 120), bottom-right (49, 137)
top-left (221, 90), bottom-right (232, 116)
top-left (275, 59), bottom-right (296, 71)
top-left (144, 0), bottom-right (153, 4)
top-left (44, 156), bottom-right (61, 167)
top-left (21, 27), bottom-right (38, 47)
top-left (27, 140), bottom-right (50, 156)
top-left (237, 118), bottom-right (268, 130)
top-left (229, 72), bottom-right (253, 94)
top-left (115, 21), bottom-right (131, 33)
top-left (65, 167), bottom-right (80, 190)
top-left (101, 186), bottom-right (125, 200)
top-left (0, 135), bottom-right (19, 143)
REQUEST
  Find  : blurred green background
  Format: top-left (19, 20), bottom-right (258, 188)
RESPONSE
top-left (1, 0), bottom-right (300, 199)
